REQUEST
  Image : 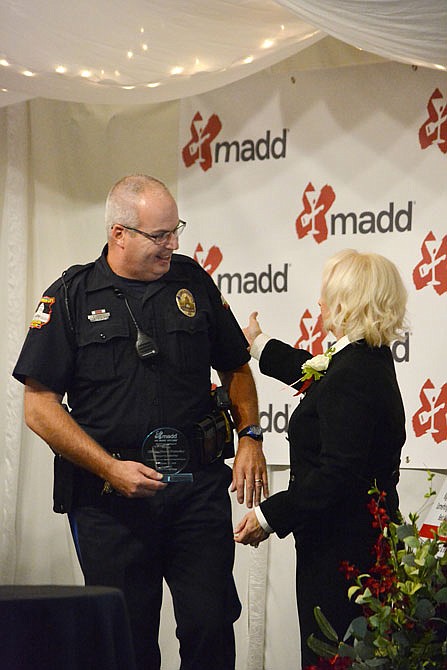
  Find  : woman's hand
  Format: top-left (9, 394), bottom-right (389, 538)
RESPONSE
top-left (234, 510), bottom-right (269, 547)
top-left (243, 311), bottom-right (262, 348)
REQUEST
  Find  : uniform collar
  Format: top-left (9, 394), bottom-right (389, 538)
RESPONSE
top-left (86, 246), bottom-right (190, 293)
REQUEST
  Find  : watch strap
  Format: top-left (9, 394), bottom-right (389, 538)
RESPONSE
top-left (237, 424), bottom-right (263, 441)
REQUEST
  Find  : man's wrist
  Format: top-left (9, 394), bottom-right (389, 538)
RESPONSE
top-left (238, 424), bottom-right (263, 441)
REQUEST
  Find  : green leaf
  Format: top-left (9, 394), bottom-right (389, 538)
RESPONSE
top-left (338, 642), bottom-right (357, 658)
top-left (347, 616), bottom-right (368, 641)
top-left (355, 640), bottom-right (377, 660)
top-left (363, 660), bottom-right (389, 668)
top-left (313, 606), bottom-right (339, 642)
top-left (398, 580), bottom-right (424, 596)
top-left (397, 524), bottom-right (416, 540)
top-left (392, 630), bottom-right (410, 649)
top-left (307, 634), bottom-right (338, 659)
top-left (435, 587), bottom-right (447, 603)
top-left (414, 598), bottom-right (436, 621)
top-left (404, 536), bottom-right (421, 550)
top-left (348, 585), bottom-right (361, 600)
top-left (401, 554), bottom-right (416, 567)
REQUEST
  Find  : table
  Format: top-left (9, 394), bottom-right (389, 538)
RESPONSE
top-left (0, 585), bottom-right (136, 670)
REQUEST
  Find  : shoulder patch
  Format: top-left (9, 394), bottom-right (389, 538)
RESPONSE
top-left (30, 296), bottom-right (56, 329)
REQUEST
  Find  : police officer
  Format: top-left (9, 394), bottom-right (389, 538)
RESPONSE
top-left (13, 175), bottom-right (269, 670)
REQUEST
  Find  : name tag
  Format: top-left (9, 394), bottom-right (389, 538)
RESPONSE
top-left (88, 309), bottom-right (110, 322)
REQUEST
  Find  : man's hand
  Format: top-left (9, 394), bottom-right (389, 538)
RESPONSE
top-left (242, 311), bottom-right (262, 348)
top-left (234, 510), bottom-right (269, 546)
top-left (230, 437), bottom-right (269, 508)
top-left (218, 363), bottom-right (269, 508)
top-left (24, 378), bottom-right (167, 498)
top-left (104, 459), bottom-right (167, 498)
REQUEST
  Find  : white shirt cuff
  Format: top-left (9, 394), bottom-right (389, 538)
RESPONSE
top-left (254, 504), bottom-right (273, 534)
top-left (249, 333), bottom-right (271, 361)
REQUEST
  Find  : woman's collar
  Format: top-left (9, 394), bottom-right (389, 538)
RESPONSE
top-left (331, 334), bottom-right (351, 355)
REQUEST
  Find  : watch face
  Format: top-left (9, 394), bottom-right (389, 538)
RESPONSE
top-left (239, 425), bottom-right (263, 440)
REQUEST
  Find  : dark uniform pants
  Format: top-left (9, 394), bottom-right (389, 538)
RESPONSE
top-left (70, 462), bottom-right (241, 670)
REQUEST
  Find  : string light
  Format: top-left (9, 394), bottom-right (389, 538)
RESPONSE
top-left (0, 21), bottom-right (329, 95)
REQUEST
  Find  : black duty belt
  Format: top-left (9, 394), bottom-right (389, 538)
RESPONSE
top-left (111, 411), bottom-right (234, 475)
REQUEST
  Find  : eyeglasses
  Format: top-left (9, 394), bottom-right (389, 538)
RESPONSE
top-left (116, 220), bottom-right (186, 245)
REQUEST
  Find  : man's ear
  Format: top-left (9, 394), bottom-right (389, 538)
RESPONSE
top-left (110, 224), bottom-right (126, 247)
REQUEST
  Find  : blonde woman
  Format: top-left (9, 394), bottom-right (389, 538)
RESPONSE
top-left (235, 249), bottom-right (408, 668)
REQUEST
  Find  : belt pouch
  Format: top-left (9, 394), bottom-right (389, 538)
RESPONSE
top-left (192, 412), bottom-right (228, 465)
top-left (53, 453), bottom-right (75, 513)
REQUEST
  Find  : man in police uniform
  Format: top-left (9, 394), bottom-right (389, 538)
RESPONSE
top-left (13, 175), bottom-right (268, 670)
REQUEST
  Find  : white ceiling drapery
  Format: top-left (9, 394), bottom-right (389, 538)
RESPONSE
top-left (0, 0), bottom-right (323, 107)
top-left (276, 0), bottom-right (447, 71)
top-left (0, 0), bottom-right (446, 108)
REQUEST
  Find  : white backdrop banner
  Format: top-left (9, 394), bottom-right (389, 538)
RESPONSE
top-left (177, 61), bottom-right (447, 469)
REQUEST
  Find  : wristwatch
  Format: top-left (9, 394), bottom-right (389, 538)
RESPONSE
top-left (237, 424), bottom-right (263, 441)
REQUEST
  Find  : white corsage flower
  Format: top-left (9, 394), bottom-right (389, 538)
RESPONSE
top-left (302, 353), bottom-right (331, 374)
top-left (299, 347), bottom-right (335, 386)
top-left (286, 347), bottom-right (336, 396)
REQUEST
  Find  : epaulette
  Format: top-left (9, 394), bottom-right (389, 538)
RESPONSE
top-left (60, 261), bottom-right (95, 334)
top-left (61, 261), bottom-right (96, 284)
top-left (171, 253), bottom-right (201, 267)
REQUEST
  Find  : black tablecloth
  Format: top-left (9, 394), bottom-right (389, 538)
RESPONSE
top-left (0, 585), bottom-right (136, 670)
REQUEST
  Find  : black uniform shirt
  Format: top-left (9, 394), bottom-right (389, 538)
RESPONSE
top-left (13, 246), bottom-right (250, 454)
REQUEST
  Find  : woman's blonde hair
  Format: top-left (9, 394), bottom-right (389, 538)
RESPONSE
top-left (321, 249), bottom-right (408, 346)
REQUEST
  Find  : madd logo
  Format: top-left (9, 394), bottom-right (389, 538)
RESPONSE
top-left (193, 242), bottom-right (288, 294)
top-left (413, 231), bottom-right (447, 295)
top-left (294, 310), bottom-right (327, 355)
top-left (193, 243), bottom-right (223, 275)
top-left (295, 181), bottom-right (413, 244)
top-left (182, 111), bottom-right (288, 172)
top-left (413, 380), bottom-right (447, 445)
top-left (419, 89), bottom-right (447, 155)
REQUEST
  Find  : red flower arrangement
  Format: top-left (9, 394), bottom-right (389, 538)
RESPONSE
top-left (306, 477), bottom-right (447, 670)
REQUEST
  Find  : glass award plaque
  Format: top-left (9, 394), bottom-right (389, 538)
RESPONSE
top-left (141, 427), bottom-right (193, 482)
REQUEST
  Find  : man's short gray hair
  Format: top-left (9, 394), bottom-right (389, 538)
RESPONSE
top-left (105, 175), bottom-right (170, 238)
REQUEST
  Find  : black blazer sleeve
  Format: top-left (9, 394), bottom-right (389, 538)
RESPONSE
top-left (258, 342), bottom-right (405, 538)
top-left (259, 338), bottom-right (312, 388)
